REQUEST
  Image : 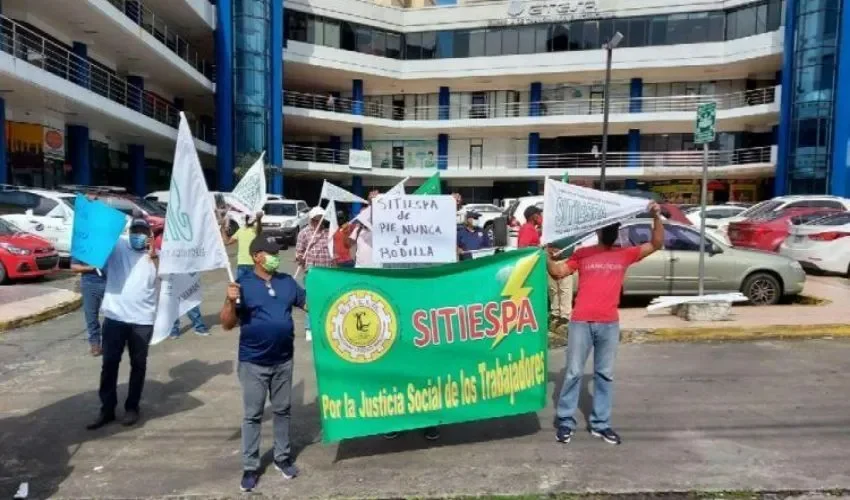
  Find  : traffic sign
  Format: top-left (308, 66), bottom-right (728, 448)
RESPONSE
top-left (694, 102), bottom-right (716, 145)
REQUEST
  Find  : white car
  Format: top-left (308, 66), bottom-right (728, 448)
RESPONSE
top-left (0, 188), bottom-right (77, 257)
top-left (716, 195), bottom-right (850, 236)
top-left (260, 199), bottom-right (310, 244)
top-left (779, 212), bottom-right (850, 276)
top-left (457, 203), bottom-right (503, 225)
top-left (505, 195), bottom-right (544, 247)
top-left (685, 205), bottom-right (748, 229)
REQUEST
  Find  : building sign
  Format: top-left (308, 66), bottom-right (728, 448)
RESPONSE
top-left (43, 127), bottom-right (65, 161)
top-left (489, 0), bottom-right (609, 26)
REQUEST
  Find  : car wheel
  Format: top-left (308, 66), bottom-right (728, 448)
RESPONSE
top-left (0, 261), bottom-right (7, 285)
top-left (742, 272), bottom-right (781, 305)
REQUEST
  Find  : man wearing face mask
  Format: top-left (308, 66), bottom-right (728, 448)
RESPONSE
top-left (547, 202), bottom-right (663, 446)
top-left (456, 211), bottom-right (491, 261)
top-left (86, 218), bottom-right (159, 430)
top-left (220, 238), bottom-right (306, 492)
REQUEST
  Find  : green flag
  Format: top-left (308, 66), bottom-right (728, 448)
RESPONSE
top-left (305, 248), bottom-right (548, 442)
top-left (413, 172), bottom-right (441, 195)
top-left (562, 171), bottom-right (569, 183)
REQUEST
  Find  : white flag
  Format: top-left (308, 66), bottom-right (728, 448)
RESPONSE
top-left (320, 180), bottom-right (367, 204)
top-left (352, 178), bottom-right (407, 229)
top-left (326, 200), bottom-right (338, 257)
top-left (151, 273), bottom-right (202, 345)
top-left (225, 152), bottom-right (267, 215)
top-left (159, 113), bottom-right (230, 275)
top-left (541, 178), bottom-right (649, 244)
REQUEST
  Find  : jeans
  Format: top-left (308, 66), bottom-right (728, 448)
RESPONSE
top-left (99, 318), bottom-right (154, 416)
top-left (239, 359), bottom-right (293, 471)
top-left (337, 260), bottom-right (355, 268)
top-left (555, 321), bottom-right (620, 432)
top-left (80, 278), bottom-right (106, 346)
top-left (237, 265), bottom-right (253, 282)
top-left (170, 305), bottom-right (207, 337)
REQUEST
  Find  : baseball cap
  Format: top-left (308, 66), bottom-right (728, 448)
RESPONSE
top-left (249, 237), bottom-right (280, 256)
top-left (466, 211), bottom-right (482, 219)
top-left (129, 218), bottom-right (151, 232)
top-left (523, 205), bottom-right (542, 221)
top-left (308, 206), bottom-right (324, 219)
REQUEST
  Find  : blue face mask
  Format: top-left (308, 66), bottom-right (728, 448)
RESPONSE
top-left (129, 234), bottom-right (148, 251)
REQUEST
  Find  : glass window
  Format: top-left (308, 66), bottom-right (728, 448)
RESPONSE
top-left (308, 16), bottom-right (324, 45)
top-left (518, 26), bottom-right (536, 54)
top-left (582, 20), bottom-right (599, 49)
top-left (628, 18), bottom-right (648, 47)
top-left (649, 17), bottom-right (667, 45)
top-left (340, 22), bottom-right (356, 51)
top-left (568, 21), bottom-right (583, 50)
top-left (755, 3), bottom-right (768, 34)
top-left (688, 13), bottom-right (710, 43)
top-left (627, 224), bottom-right (653, 245)
top-left (289, 11), bottom-right (308, 42)
top-left (549, 24), bottom-right (570, 52)
top-left (725, 9), bottom-right (738, 39)
top-left (664, 226), bottom-right (702, 251)
top-left (421, 31), bottom-right (436, 59)
top-left (666, 14), bottom-right (688, 45)
top-left (708, 12), bottom-right (726, 41)
top-left (736, 6), bottom-right (757, 38)
top-left (355, 26), bottom-right (373, 54)
top-left (765, 0), bottom-right (781, 30)
top-left (535, 25), bottom-right (549, 52)
top-left (598, 19), bottom-right (615, 46)
top-left (324, 19), bottom-right (340, 48)
top-left (405, 32), bottom-right (423, 60)
top-left (453, 30), bottom-right (470, 58)
top-left (373, 31), bottom-right (386, 57)
top-left (485, 29), bottom-right (502, 56)
top-left (32, 196), bottom-right (58, 216)
top-left (613, 18), bottom-right (630, 45)
top-left (386, 33), bottom-right (402, 59)
top-left (469, 29), bottom-right (485, 57)
top-left (502, 28), bottom-right (519, 55)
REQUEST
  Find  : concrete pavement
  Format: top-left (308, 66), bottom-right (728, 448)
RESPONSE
top-left (0, 284), bottom-right (81, 332)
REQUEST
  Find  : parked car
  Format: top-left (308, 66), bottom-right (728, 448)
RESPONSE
top-left (728, 207), bottom-right (844, 252)
top-left (260, 199), bottom-right (309, 245)
top-left (0, 218), bottom-right (60, 283)
top-left (685, 205), bottom-right (749, 228)
top-left (0, 188), bottom-right (77, 258)
top-left (779, 212), bottom-right (850, 276)
top-left (563, 220), bottom-right (805, 305)
top-left (90, 193), bottom-right (166, 235)
top-left (716, 195), bottom-right (850, 236)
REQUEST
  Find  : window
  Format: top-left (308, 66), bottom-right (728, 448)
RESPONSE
top-left (708, 12), bottom-right (726, 41)
top-left (626, 224), bottom-right (652, 245)
top-left (518, 26), bottom-right (537, 54)
top-left (649, 17), bottom-right (667, 45)
top-left (666, 14), bottom-right (688, 45)
top-left (582, 20), bottom-right (599, 49)
top-left (688, 13), bottom-right (710, 43)
top-left (405, 32), bottom-right (423, 60)
top-left (355, 26), bottom-right (373, 54)
top-left (421, 32), bottom-right (437, 59)
top-left (628, 18), bottom-right (648, 47)
top-left (812, 212), bottom-right (850, 225)
top-left (485, 29), bottom-right (502, 56)
top-left (468, 30), bottom-right (485, 57)
top-left (664, 225), bottom-right (702, 251)
top-left (324, 19), bottom-right (341, 48)
top-left (453, 30), bottom-right (470, 58)
top-left (288, 11), bottom-right (308, 42)
top-left (373, 31), bottom-right (386, 57)
top-left (549, 24), bottom-right (570, 52)
top-left (0, 191), bottom-right (39, 215)
top-left (340, 22), bottom-right (356, 51)
top-left (32, 196), bottom-right (58, 217)
top-left (386, 33), bottom-right (402, 58)
top-left (598, 19), bottom-right (614, 46)
top-left (307, 16), bottom-right (324, 45)
top-left (502, 28), bottom-right (519, 55)
top-left (263, 203), bottom-right (298, 216)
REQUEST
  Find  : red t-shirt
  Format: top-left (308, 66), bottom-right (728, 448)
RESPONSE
top-left (517, 222), bottom-right (541, 247)
top-left (334, 229), bottom-right (352, 263)
top-left (568, 245), bottom-right (642, 323)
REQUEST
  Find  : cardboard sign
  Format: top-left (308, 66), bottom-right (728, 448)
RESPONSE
top-left (70, 195), bottom-right (128, 269)
top-left (372, 195), bottom-right (456, 265)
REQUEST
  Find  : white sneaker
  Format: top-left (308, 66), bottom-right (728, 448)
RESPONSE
top-left (305, 329), bottom-right (312, 342)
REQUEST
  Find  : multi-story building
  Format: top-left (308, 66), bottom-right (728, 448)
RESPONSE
top-left (0, 0), bottom-right (847, 205)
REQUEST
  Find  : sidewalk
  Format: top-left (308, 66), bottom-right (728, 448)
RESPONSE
top-left (0, 284), bottom-right (81, 332)
top-left (619, 275), bottom-right (850, 341)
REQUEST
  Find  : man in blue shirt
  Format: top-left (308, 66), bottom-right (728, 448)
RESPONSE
top-left (220, 238), bottom-right (306, 493)
top-left (456, 211), bottom-right (492, 261)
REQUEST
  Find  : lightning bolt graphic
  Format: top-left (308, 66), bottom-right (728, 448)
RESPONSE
top-left (492, 252), bottom-right (540, 349)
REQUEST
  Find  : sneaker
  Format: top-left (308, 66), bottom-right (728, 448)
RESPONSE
top-left (383, 432), bottom-right (400, 440)
top-left (193, 328), bottom-right (211, 337)
top-left (555, 426), bottom-right (574, 443)
top-left (590, 428), bottom-right (622, 445)
top-left (274, 460), bottom-right (299, 480)
top-left (423, 426), bottom-right (440, 441)
top-left (240, 470), bottom-right (259, 492)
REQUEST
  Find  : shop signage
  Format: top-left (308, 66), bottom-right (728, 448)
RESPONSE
top-left (43, 127), bottom-right (65, 161)
top-left (490, 0), bottom-right (608, 26)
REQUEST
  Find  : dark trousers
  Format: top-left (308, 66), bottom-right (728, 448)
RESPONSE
top-left (99, 318), bottom-right (154, 416)
top-left (80, 278), bottom-right (106, 346)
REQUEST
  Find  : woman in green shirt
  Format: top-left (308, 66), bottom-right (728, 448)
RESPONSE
top-left (224, 212), bottom-right (263, 281)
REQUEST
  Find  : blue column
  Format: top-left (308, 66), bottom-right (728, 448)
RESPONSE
top-left (0, 97), bottom-right (6, 185)
top-left (125, 0), bottom-right (141, 24)
top-left (127, 75), bottom-right (143, 113)
top-left (352, 127), bottom-right (364, 149)
top-left (438, 134), bottom-right (448, 170)
top-left (351, 175), bottom-right (363, 215)
top-left (529, 82), bottom-right (542, 117)
top-left (215, 0), bottom-right (234, 190)
top-left (629, 78), bottom-right (643, 113)
top-left (71, 42), bottom-right (90, 89)
top-left (439, 86), bottom-right (450, 120)
top-left (830, 0), bottom-right (850, 196)
top-left (352, 79), bottom-right (364, 115)
top-left (625, 128), bottom-right (640, 189)
top-left (775, 0), bottom-right (796, 196)
top-left (129, 144), bottom-right (146, 195)
top-left (270, 0), bottom-right (284, 195)
top-left (330, 135), bottom-right (341, 164)
top-left (528, 132), bottom-right (540, 169)
top-left (67, 125), bottom-right (91, 186)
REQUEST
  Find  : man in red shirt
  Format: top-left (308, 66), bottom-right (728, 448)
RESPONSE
top-left (518, 205), bottom-right (571, 328)
top-left (517, 205), bottom-right (542, 248)
top-left (547, 201), bottom-right (663, 446)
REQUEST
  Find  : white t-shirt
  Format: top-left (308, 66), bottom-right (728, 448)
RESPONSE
top-left (101, 237), bottom-right (159, 325)
top-left (351, 225), bottom-right (375, 268)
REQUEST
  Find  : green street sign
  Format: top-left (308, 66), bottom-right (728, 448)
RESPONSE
top-left (694, 102), bottom-right (717, 144)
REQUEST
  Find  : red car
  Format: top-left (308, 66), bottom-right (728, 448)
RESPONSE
top-left (728, 207), bottom-right (845, 252)
top-left (89, 193), bottom-right (166, 236)
top-left (0, 218), bottom-right (60, 283)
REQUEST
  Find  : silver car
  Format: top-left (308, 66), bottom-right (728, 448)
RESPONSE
top-left (563, 221), bottom-right (806, 305)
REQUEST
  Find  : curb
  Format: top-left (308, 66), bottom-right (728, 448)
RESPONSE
top-left (621, 323), bottom-right (850, 343)
top-left (0, 295), bottom-right (83, 333)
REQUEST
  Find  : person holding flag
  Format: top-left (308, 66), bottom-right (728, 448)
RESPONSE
top-left (546, 201), bottom-right (663, 446)
top-left (220, 238), bottom-right (306, 492)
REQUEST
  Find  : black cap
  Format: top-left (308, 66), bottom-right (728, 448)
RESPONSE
top-left (524, 205), bottom-right (542, 220)
top-left (249, 237), bottom-right (280, 256)
top-left (466, 211), bottom-right (482, 219)
top-left (129, 218), bottom-right (150, 233)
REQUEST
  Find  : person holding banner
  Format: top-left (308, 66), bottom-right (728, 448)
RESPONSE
top-left (224, 212), bottom-right (264, 281)
top-left (546, 202), bottom-right (663, 446)
top-left (220, 238), bottom-right (306, 492)
top-left (87, 218), bottom-right (160, 430)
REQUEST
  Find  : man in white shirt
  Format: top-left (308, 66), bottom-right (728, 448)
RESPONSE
top-left (87, 218), bottom-right (160, 430)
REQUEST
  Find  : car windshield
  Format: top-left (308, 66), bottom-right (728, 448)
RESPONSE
top-left (0, 218), bottom-right (20, 236)
top-left (263, 203), bottom-right (297, 216)
top-left (805, 212), bottom-right (850, 226)
top-left (465, 204), bottom-right (501, 213)
top-left (60, 196), bottom-right (75, 211)
top-left (740, 200), bottom-right (783, 218)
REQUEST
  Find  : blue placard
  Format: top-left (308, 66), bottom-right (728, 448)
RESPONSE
top-left (70, 194), bottom-right (128, 269)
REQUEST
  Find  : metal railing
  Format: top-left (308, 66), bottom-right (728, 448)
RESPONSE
top-left (0, 16), bottom-right (214, 144)
top-left (283, 87), bottom-right (777, 121)
top-left (104, 0), bottom-right (213, 79)
top-left (283, 145), bottom-right (774, 170)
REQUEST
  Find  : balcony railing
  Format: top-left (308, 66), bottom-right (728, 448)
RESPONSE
top-left (283, 87), bottom-right (777, 122)
top-left (104, 0), bottom-right (213, 79)
top-left (0, 16), bottom-right (214, 144)
top-left (283, 145), bottom-right (774, 170)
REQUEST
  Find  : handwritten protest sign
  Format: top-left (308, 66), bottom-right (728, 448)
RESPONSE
top-left (70, 194), bottom-right (128, 268)
top-left (372, 195), bottom-right (456, 265)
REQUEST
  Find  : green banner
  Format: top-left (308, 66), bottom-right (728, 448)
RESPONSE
top-left (305, 248), bottom-right (549, 442)
top-left (414, 172), bottom-right (441, 195)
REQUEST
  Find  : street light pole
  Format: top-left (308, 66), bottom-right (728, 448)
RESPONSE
top-left (599, 31), bottom-right (623, 192)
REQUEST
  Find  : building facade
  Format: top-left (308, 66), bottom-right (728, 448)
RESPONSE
top-left (0, 0), bottom-right (848, 203)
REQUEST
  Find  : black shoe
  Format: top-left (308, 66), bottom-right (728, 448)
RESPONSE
top-left (122, 410), bottom-right (140, 426)
top-left (240, 470), bottom-right (259, 492)
top-left (590, 428), bottom-right (622, 445)
top-left (86, 413), bottom-right (115, 430)
top-left (274, 460), bottom-right (299, 480)
top-left (555, 426), bottom-right (574, 443)
top-left (423, 426), bottom-right (440, 441)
